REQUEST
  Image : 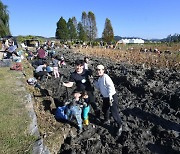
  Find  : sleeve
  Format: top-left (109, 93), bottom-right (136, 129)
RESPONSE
top-left (69, 73), bottom-right (75, 82)
top-left (42, 66), bottom-right (46, 71)
top-left (105, 75), bottom-right (114, 99)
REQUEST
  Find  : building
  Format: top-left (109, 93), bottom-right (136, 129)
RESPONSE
top-left (117, 38), bottom-right (144, 44)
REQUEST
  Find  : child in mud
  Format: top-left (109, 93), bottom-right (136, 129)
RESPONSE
top-left (52, 55), bottom-right (61, 78)
top-left (83, 56), bottom-right (89, 70)
top-left (66, 89), bottom-right (84, 134)
top-left (81, 90), bottom-right (90, 125)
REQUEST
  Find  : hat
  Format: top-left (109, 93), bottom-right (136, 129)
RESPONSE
top-left (97, 64), bottom-right (105, 70)
top-left (75, 59), bottom-right (84, 66)
top-left (72, 88), bottom-right (83, 94)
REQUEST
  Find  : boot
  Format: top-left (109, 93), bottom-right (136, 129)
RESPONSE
top-left (78, 128), bottom-right (82, 135)
top-left (103, 119), bottom-right (110, 125)
top-left (116, 124), bottom-right (122, 136)
top-left (83, 119), bottom-right (89, 125)
top-left (95, 109), bottom-right (100, 119)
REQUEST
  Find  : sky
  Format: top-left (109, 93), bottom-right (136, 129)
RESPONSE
top-left (1, 0), bottom-right (180, 39)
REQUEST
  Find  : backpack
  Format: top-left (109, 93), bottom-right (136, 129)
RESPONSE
top-left (55, 106), bottom-right (68, 120)
top-left (27, 77), bottom-right (37, 85)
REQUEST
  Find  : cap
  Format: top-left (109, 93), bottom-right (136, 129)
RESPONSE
top-left (75, 59), bottom-right (84, 66)
top-left (72, 88), bottom-right (83, 94)
top-left (97, 64), bottom-right (105, 70)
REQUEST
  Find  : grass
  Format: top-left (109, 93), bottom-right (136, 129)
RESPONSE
top-left (22, 56), bottom-right (67, 153)
top-left (77, 43), bottom-right (180, 69)
top-left (0, 67), bottom-right (36, 154)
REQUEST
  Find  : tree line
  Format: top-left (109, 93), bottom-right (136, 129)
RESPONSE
top-left (1, 0), bottom-right (180, 45)
top-left (55, 11), bottom-right (114, 44)
top-left (163, 34), bottom-right (180, 43)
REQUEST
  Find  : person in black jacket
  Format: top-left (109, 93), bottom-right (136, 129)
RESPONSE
top-left (63, 59), bottom-right (100, 121)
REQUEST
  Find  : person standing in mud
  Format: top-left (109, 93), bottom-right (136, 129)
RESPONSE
top-left (63, 59), bottom-right (100, 122)
top-left (94, 64), bottom-right (123, 136)
top-left (83, 56), bottom-right (89, 70)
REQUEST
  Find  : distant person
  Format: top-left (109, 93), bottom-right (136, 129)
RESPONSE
top-left (37, 46), bottom-right (46, 59)
top-left (5, 42), bottom-right (18, 59)
top-left (52, 55), bottom-right (61, 78)
top-left (94, 64), bottom-right (123, 136)
top-left (60, 55), bottom-right (66, 66)
top-left (34, 62), bottom-right (49, 81)
top-left (83, 56), bottom-right (89, 70)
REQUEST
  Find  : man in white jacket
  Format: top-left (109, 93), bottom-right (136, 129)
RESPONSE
top-left (94, 64), bottom-right (122, 136)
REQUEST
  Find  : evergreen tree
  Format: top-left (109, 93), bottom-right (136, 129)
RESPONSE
top-left (77, 22), bottom-right (87, 42)
top-left (72, 16), bottom-right (78, 31)
top-left (81, 11), bottom-right (88, 38)
top-left (67, 18), bottom-right (77, 41)
top-left (102, 18), bottom-right (114, 44)
top-left (55, 17), bottom-right (68, 41)
top-left (0, 1), bottom-right (10, 37)
top-left (87, 11), bottom-right (97, 41)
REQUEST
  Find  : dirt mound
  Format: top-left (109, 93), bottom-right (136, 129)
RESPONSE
top-left (34, 49), bottom-right (180, 153)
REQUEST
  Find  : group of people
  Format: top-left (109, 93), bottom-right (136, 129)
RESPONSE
top-left (27, 46), bottom-right (123, 137)
top-left (29, 46), bottom-right (66, 81)
top-left (61, 59), bottom-right (123, 137)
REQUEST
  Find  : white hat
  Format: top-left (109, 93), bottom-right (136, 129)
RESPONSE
top-left (97, 64), bottom-right (105, 70)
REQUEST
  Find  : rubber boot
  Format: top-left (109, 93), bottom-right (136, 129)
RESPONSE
top-left (83, 119), bottom-right (89, 125)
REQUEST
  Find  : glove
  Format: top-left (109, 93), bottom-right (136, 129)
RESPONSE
top-left (83, 102), bottom-right (88, 107)
top-left (109, 96), bottom-right (113, 106)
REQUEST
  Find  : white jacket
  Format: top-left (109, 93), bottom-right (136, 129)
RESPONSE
top-left (94, 74), bottom-right (116, 99)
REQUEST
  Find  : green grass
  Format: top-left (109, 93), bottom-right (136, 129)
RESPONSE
top-left (0, 67), bottom-right (36, 154)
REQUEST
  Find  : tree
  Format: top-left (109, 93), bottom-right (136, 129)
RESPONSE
top-left (72, 16), bottom-right (78, 31)
top-left (102, 18), bottom-right (114, 44)
top-left (77, 22), bottom-right (87, 42)
top-left (87, 11), bottom-right (97, 41)
top-left (81, 11), bottom-right (88, 38)
top-left (67, 18), bottom-right (77, 41)
top-left (55, 17), bottom-right (68, 41)
top-left (0, 1), bottom-right (10, 37)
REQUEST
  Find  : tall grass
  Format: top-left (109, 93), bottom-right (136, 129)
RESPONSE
top-left (76, 43), bottom-right (180, 69)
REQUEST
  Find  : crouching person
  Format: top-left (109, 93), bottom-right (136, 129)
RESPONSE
top-left (66, 89), bottom-right (83, 134)
top-left (34, 61), bottom-right (49, 81)
top-left (81, 91), bottom-right (90, 126)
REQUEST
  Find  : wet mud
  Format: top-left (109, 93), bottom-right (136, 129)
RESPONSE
top-left (35, 49), bottom-right (180, 154)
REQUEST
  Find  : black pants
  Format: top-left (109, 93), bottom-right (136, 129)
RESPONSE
top-left (102, 93), bottom-right (122, 126)
top-left (35, 71), bottom-right (47, 81)
top-left (87, 91), bottom-right (99, 113)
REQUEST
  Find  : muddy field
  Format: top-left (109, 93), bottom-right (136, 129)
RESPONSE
top-left (33, 49), bottom-right (180, 154)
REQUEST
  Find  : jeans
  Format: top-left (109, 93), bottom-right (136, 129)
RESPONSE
top-left (69, 105), bottom-right (82, 129)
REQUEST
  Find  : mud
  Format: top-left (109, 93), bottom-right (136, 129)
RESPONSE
top-left (34, 49), bottom-right (180, 154)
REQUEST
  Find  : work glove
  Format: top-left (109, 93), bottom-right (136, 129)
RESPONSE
top-left (109, 96), bottom-right (113, 106)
